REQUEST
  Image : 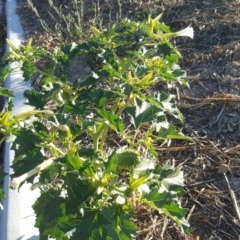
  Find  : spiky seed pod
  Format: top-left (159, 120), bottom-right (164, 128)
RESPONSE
top-left (115, 150), bottom-right (140, 170)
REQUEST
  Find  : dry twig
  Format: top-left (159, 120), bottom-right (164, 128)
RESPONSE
top-left (224, 174), bottom-right (240, 223)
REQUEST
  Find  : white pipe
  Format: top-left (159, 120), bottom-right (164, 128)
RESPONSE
top-left (0, 0), bottom-right (40, 239)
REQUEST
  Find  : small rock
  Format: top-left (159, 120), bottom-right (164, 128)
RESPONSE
top-left (234, 48), bottom-right (240, 60)
top-left (229, 67), bottom-right (240, 76)
top-left (217, 164), bottom-right (230, 174)
top-left (227, 122), bottom-right (234, 132)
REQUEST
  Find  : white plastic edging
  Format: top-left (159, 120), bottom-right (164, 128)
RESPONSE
top-left (0, 0), bottom-right (40, 239)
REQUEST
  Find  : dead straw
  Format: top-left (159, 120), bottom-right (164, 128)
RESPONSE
top-left (223, 173), bottom-right (240, 222)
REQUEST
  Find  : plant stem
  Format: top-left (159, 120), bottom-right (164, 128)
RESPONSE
top-left (98, 124), bottom-right (109, 152)
top-left (96, 97), bottom-right (122, 152)
top-left (35, 68), bottom-right (51, 77)
top-left (93, 123), bottom-right (105, 152)
top-left (116, 94), bottom-right (135, 117)
top-left (48, 143), bottom-right (65, 155)
top-left (113, 186), bottom-right (125, 194)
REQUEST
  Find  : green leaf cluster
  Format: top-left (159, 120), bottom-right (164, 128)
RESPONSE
top-left (0, 15), bottom-right (193, 238)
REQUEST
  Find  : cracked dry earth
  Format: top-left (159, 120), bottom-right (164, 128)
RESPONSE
top-left (0, 0), bottom-right (239, 239)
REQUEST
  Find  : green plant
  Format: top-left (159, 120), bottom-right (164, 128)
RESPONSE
top-left (0, 15), bottom-right (193, 239)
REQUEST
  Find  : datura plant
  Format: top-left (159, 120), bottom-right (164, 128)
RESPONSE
top-left (0, 14), bottom-right (193, 239)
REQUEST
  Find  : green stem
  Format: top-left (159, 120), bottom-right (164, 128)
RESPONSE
top-left (35, 68), bottom-right (50, 77)
top-left (98, 124), bottom-right (109, 152)
top-left (112, 97), bottom-right (121, 113)
top-left (92, 124), bottom-right (105, 152)
top-left (93, 138), bottom-right (98, 152)
top-left (35, 64), bottom-right (57, 82)
top-left (95, 95), bottom-right (134, 152)
top-left (129, 129), bottom-right (139, 148)
top-left (116, 94), bottom-right (135, 117)
top-left (96, 98), bottom-right (122, 152)
top-left (116, 104), bottom-right (128, 117)
top-left (48, 143), bottom-right (65, 155)
top-left (113, 186), bottom-right (125, 194)
top-left (34, 52), bottom-right (57, 76)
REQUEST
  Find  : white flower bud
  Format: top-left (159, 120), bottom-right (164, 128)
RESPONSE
top-left (11, 158), bottom-right (54, 190)
top-left (116, 195), bottom-right (126, 205)
top-left (175, 26), bottom-right (194, 39)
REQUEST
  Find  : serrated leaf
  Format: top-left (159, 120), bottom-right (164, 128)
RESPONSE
top-left (0, 169), bottom-right (7, 201)
top-left (61, 41), bottom-right (98, 60)
top-left (105, 152), bottom-right (118, 173)
top-left (127, 98), bottom-right (162, 128)
top-left (157, 23), bottom-right (171, 33)
top-left (168, 185), bottom-right (186, 197)
top-left (64, 173), bottom-right (93, 215)
top-left (67, 154), bottom-right (81, 171)
top-left (11, 128), bottom-right (43, 157)
top-left (7, 100), bottom-right (14, 111)
top-left (0, 67), bottom-right (11, 83)
top-left (162, 208), bottom-right (189, 234)
top-left (0, 87), bottom-right (14, 97)
top-left (33, 189), bottom-right (67, 237)
top-left (135, 155), bottom-right (156, 172)
top-left (142, 188), bottom-right (188, 233)
top-left (172, 69), bottom-right (189, 87)
top-left (88, 89), bottom-right (114, 107)
top-left (149, 92), bottom-right (184, 122)
top-left (166, 53), bottom-right (180, 65)
top-left (69, 210), bottom-right (109, 240)
top-left (163, 201), bottom-right (187, 219)
top-left (24, 90), bottom-right (46, 109)
top-left (102, 206), bottom-right (138, 239)
top-left (44, 227), bottom-right (69, 240)
top-left (0, 187), bottom-right (6, 201)
top-left (156, 43), bottom-right (174, 57)
top-left (97, 109), bottom-right (124, 133)
top-left (142, 188), bottom-right (174, 209)
top-left (21, 60), bottom-right (35, 81)
top-left (0, 168), bottom-right (7, 180)
top-left (178, 217), bottom-right (190, 234)
top-left (78, 148), bottom-right (96, 158)
top-left (80, 70), bottom-right (109, 87)
top-left (11, 151), bottom-right (47, 181)
top-left (61, 42), bottom-right (79, 59)
top-left (48, 166), bottom-right (59, 182)
top-left (157, 122), bottom-right (192, 141)
top-left (161, 169), bottom-right (184, 190)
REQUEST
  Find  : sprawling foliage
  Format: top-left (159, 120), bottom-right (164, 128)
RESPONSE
top-left (0, 15), bottom-right (193, 238)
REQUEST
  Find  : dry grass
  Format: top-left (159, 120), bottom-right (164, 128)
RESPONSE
top-left (13, 0), bottom-right (240, 239)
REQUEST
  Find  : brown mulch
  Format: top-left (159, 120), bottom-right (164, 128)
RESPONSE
top-left (7, 0), bottom-right (240, 239)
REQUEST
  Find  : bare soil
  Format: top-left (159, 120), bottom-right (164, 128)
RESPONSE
top-left (4, 0), bottom-right (240, 239)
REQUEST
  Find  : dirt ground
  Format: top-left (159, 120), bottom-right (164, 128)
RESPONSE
top-left (3, 0), bottom-right (240, 239)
